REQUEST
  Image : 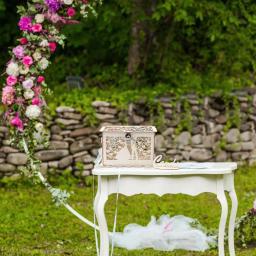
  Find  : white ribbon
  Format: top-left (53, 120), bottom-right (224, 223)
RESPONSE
top-left (22, 138), bottom-right (99, 231)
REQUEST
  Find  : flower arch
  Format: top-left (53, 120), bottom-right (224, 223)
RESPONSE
top-left (1, 0), bottom-right (102, 229)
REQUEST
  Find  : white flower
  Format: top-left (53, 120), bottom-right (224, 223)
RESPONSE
top-left (254, 200), bottom-right (256, 210)
top-left (22, 79), bottom-right (34, 89)
top-left (25, 105), bottom-right (41, 119)
top-left (19, 67), bottom-right (30, 75)
top-left (38, 58), bottom-right (49, 70)
top-left (33, 51), bottom-right (42, 61)
top-left (34, 130), bottom-right (45, 143)
top-left (6, 62), bottom-right (19, 76)
top-left (39, 40), bottom-right (49, 47)
top-left (35, 14), bottom-right (44, 23)
top-left (35, 122), bottom-right (44, 132)
top-left (64, 0), bottom-right (73, 5)
top-left (24, 89), bottom-right (34, 100)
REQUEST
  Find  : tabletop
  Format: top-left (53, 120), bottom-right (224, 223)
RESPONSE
top-left (92, 162), bottom-right (238, 176)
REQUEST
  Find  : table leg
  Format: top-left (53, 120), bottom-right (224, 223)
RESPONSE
top-left (228, 189), bottom-right (238, 256)
top-left (95, 177), bottom-right (109, 256)
top-left (94, 179), bottom-right (101, 256)
top-left (94, 177), bottom-right (101, 217)
top-left (217, 180), bottom-right (228, 256)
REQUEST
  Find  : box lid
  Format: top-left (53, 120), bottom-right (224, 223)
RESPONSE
top-left (100, 125), bottom-right (157, 133)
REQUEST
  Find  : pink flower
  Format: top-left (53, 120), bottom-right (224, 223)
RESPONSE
top-left (18, 16), bottom-right (32, 31)
top-left (23, 56), bottom-right (33, 67)
top-left (32, 97), bottom-right (42, 106)
top-left (2, 86), bottom-right (15, 105)
top-left (37, 76), bottom-right (45, 83)
top-left (45, 12), bottom-right (61, 23)
top-left (67, 7), bottom-right (76, 17)
top-left (15, 97), bottom-right (25, 105)
top-left (20, 38), bottom-right (28, 45)
top-left (31, 24), bottom-right (43, 33)
top-left (11, 114), bottom-right (24, 131)
top-left (33, 86), bottom-right (42, 96)
top-left (6, 76), bottom-right (17, 86)
top-left (49, 42), bottom-right (57, 53)
top-left (12, 45), bottom-right (24, 59)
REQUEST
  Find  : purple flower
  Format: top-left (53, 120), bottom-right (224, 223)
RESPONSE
top-left (12, 45), bottom-right (24, 59)
top-left (45, 0), bottom-right (61, 12)
top-left (18, 16), bottom-right (32, 31)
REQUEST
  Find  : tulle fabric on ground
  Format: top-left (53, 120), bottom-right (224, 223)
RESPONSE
top-left (111, 215), bottom-right (216, 251)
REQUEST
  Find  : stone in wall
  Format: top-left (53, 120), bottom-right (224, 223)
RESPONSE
top-left (0, 164), bottom-right (16, 173)
top-left (56, 106), bottom-right (75, 113)
top-left (240, 131), bottom-right (252, 142)
top-left (191, 134), bottom-right (203, 145)
top-left (36, 150), bottom-right (69, 161)
top-left (70, 138), bottom-right (93, 154)
top-left (70, 127), bottom-right (95, 137)
top-left (56, 118), bottom-right (80, 126)
top-left (216, 150), bottom-right (228, 161)
top-left (176, 132), bottom-right (191, 146)
top-left (62, 112), bottom-right (82, 120)
top-left (7, 153), bottom-right (28, 165)
top-left (59, 156), bottom-right (73, 169)
top-left (155, 135), bottom-right (166, 152)
top-left (49, 141), bottom-right (69, 150)
top-left (92, 101), bottom-right (110, 107)
top-left (190, 149), bottom-right (213, 162)
top-left (225, 129), bottom-right (240, 143)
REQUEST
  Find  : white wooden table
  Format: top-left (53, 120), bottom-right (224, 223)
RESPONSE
top-left (92, 162), bottom-right (238, 256)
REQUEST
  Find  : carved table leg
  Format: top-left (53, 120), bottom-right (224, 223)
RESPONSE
top-left (228, 188), bottom-right (238, 256)
top-left (217, 179), bottom-right (228, 256)
top-left (95, 177), bottom-right (109, 256)
top-left (93, 177), bottom-right (102, 256)
top-left (94, 178), bottom-right (101, 216)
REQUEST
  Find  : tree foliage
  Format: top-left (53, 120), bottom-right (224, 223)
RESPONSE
top-left (1, 0), bottom-right (256, 90)
top-left (0, 0), bottom-right (5, 12)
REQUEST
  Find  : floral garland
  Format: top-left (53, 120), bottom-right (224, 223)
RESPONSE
top-left (1, 0), bottom-right (102, 206)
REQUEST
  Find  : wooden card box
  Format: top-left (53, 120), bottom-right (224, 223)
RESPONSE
top-left (100, 126), bottom-right (157, 167)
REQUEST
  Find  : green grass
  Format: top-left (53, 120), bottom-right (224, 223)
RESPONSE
top-left (0, 166), bottom-right (256, 256)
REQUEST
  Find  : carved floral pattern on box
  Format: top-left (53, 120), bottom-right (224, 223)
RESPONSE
top-left (106, 137), bottom-right (126, 160)
top-left (106, 136), bottom-right (152, 161)
top-left (136, 137), bottom-right (151, 160)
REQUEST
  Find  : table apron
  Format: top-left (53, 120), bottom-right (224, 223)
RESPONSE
top-left (105, 175), bottom-right (227, 197)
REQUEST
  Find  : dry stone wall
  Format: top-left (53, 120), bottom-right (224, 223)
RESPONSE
top-left (1, 88), bottom-right (256, 178)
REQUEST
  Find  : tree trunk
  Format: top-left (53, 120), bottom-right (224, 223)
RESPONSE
top-left (127, 0), bottom-right (157, 78)
top-left (127, 0), bottom-right (145, 76)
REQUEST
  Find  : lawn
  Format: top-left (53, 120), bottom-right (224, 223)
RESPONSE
top-left (0, 166), bottom-right (256, 256)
